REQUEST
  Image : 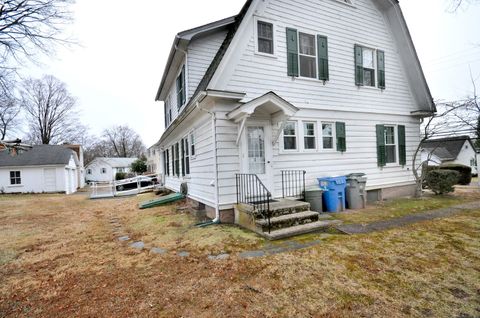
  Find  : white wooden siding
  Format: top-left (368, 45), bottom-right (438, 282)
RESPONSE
top-left (163, 111), bottom-right (216, 207)
top-left (187, 30), bottom-right (228, 99)
top-left (215, 0), bottom-right (418, 115)
top-left (164, 30), bottom-right (228, 130)
top-left (216, 109), bottom-right (421, 206)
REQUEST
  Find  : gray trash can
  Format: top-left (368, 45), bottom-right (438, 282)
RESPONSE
top-left (346, 173), bottom-right (367, 209)
top-left (305, 186), bottom-right (324, 212)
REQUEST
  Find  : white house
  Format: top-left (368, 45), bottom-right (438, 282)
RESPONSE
top-left (146, 145), bottom-right (161, 175)
top-left (421, 136), bottom-right (478, 175)
top-left (85, 157), bottom-right (137, 182)
top-left (152, 0), bottom-right (435, 234)
top-left (0, 144), bottom-right (81, 194)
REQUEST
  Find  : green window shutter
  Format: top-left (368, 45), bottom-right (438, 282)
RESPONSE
top-left (376, 124), bottom-right (386, 167)
top-left (317, 35), bottom-right (329, 81)
top-left (354, 44), bottom-right (363, 86)
top-left (286, 28), bottom-right (299, 77)
top-left (377, 50), bottom-right (385, 89)
top-left (398, 125), bottom-right (406, 166)
top-left (336, 122), bottom-right (346, 152)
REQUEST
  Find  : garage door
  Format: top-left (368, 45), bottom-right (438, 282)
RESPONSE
top-left (44, 168), bottom-right (56, 192)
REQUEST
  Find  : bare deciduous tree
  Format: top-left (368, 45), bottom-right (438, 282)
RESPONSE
top-left (102, 125), bottom-right (146, 158)
top-left (0, 0), bottom-right (74, 64)
top-left (447, 0), bottom-right (480, 12)
top-left (0, 69), bottom-right (20, 140)
top-left (20, 74), bottom-right (84, 145)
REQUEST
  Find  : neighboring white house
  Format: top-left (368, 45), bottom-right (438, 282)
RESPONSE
top-left (421, 136), bottom-right (478, 175)
top-left (153, 0), bottom-right (435, 223)
top-left (85, 158), bottom-right (137, 182)
top-left (146, 145), bottom-right (161, 175)
top-left (0, 145), bottom-right (81, 194)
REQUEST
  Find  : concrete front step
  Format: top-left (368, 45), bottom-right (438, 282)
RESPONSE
top-left (256, 211), bottom-right (319, 232)
top-left (268, 199), bottom-right (310, 217)
top-left (263, 220), bottom-right (342, 240)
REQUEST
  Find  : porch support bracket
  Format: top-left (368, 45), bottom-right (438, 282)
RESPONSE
top-left (236, 116), bottom-right (248, 146)
top-left (272, 120), bottom-right (287, 146)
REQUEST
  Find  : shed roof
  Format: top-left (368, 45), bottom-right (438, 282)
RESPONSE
top-left (421, 136), bottom-right (474, 161)
top-left (0, 144), bottom-right (77, 167)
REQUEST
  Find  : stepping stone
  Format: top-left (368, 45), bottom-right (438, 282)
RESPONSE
top-left (238, 250), bottom-right (266, 259)
top-left (208, 253), bottom-right (230, 260)
top-left (151, 247), bottom-right (167, 255)
top-left (118, 236), bottom-right (130, 242)
top-left (178, 251), bottom-right (190, 257)
top-left (130, 241), bottom-right (145, 250)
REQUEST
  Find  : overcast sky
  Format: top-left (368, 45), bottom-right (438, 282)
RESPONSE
top-left (24, 0), bottom-right (480, 147)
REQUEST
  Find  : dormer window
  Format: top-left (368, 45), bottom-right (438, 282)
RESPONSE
top-left (176, 65), bottom-right (186, 110)
top-left (257, 21), bottom-right (274, 55)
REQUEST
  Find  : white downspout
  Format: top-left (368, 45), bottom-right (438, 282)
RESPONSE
top-left (196, 100), bottom-right (220, 222)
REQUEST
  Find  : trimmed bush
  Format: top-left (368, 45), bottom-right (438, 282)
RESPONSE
top-left (425, 169), bottom-right (460, 195)
top-left (115, 172), bottom-right (127, 181)
top-left (439, 164), bottom-right (472, 185)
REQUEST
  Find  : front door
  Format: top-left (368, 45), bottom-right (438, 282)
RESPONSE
top-left (242, 122), bottom-right (274, 193)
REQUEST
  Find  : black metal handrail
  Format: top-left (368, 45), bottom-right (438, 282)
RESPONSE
top-left (236, 174), bottom-right (272, 233)
top-left (281, 170), bottom-right (306, 201)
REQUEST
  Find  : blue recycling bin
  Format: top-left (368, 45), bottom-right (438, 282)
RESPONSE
top-left (318, 176), bottom-right (347, 212)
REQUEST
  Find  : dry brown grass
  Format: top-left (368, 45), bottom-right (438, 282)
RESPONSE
top-left (331, 187), bottom-right (480, 224)
top-left (0, 192), bottom-right (479, 317)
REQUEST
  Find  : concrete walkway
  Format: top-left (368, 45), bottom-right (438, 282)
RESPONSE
top-left (336, 200), bottom-right (480, 235)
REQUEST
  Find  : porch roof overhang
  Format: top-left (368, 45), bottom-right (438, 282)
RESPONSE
top-left (226, 91), bottom-right (299, 123)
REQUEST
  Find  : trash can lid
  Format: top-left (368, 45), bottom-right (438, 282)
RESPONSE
top-left (347, 173), bottom-right (366, 178)
top-left (306, 186), bottom-right (324, 192)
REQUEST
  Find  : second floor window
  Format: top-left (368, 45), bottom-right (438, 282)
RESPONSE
top-left (299, 32), bottom-right (317, 78)
top-left (176, 65), bottom-right (186, 110)
top-left (101, 168), bottom-right (107, 174)
top-left (257, 21), bottom-right (274, 55)
top-left (355, 45), bottom-right (385, 88)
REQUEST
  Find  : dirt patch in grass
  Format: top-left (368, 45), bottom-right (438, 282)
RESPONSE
top-left (121, 194), bottom-right (264, 254)
top-left (331, 188), bottom-right (480, 224)
top-left (0, 192), bottom-right (479, 317)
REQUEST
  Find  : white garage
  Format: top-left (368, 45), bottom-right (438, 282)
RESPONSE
top-left (0, 145), bottom-right (81, 194)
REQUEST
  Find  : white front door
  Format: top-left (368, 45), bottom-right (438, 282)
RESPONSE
top-left (242, 122), bottom-right (274, 192)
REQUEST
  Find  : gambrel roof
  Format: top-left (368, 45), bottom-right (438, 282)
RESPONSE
top-left (155, 0), bottom-right (435, 144)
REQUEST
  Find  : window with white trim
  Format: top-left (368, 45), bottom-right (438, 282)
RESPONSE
top-left (10, 171), bottom-right (21, 185)
top-left (182, 136), bottom-right (190, 175)
top-left (87, 169), bottom-right (92, 175)
top-left (322, 123), bottom-right (334, 149)
top-left (189, 132), bottom-right (195, 157)
top-left (101, 168), bottom-right (107, 174)
top-left (362, 47), bottom-right (375, 87)
top-left (176, 65), bottom-right (186, 110)
top-left (283, 121), bottom-right (297, 150)
top-left (303, 122), bottom-right (316, 150)
top-left (384, 125), bottom-right (396, 164)
top-left (257, 21), bottom-right (274, 55)
top-left (299, 32), bottom-right (317, 78)
top-left (174, 143), bottom-right (180, 176)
